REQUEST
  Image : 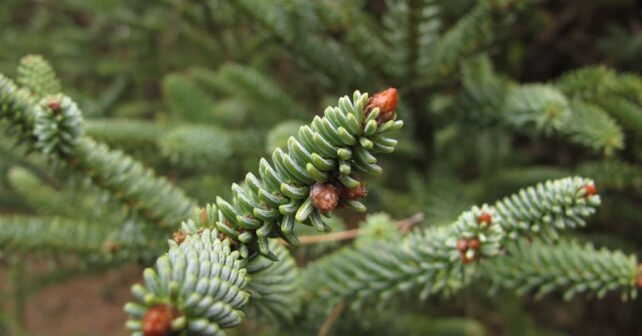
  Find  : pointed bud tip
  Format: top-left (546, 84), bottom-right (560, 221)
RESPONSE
top-left (367, 88), bottom-right (399, 122)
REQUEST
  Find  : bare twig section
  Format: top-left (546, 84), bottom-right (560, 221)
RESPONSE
top-left (318, 301), bottom-right (345, 336)
top-left (278, 212), bottom-right (425, 246)
top-left (297, 228), bottom-right (361, 245)
top-left (395, 212), bottom-right (425, 233)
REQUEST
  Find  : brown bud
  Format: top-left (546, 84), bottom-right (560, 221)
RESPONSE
top-left (47, 100), bottom-right (61, 112)
top-left (366, 88), bottom-right (398, 122)
top-left (581, 184), bottom-right (597, 198)
top-left (311, 183), bottom-right (339, 212)
top-left (340, 181), bottom-right (367, 200)
top-left (468, 239), bottom-right (481, 250)
top-left (460, 252), bottom-right (474, 264)
top-left (200, 208), bottom-right (208, 224)
top-left (456, 239), bottom-right (469, 252)
top-left (637, 264), bottom-right (642, 288)
top-left (173, 231), bottom-right (187, 245)
top-left (477, 212), bottom-right (492, 225)
top-left (104, 241), bottom-right (119, 253)
top-left (143, 304), bottom-right (175, 336)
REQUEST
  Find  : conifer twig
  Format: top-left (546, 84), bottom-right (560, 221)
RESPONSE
top-left (281, 212), bottom-right (424, 246)
top-left (318, 301), bottom-right (345, 336)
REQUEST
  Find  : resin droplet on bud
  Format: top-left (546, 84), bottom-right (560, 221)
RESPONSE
top-left (366, 88), bottom-right (398, 123)
top-left (311, 183), bottom-right (339, 212)
top-left (581, 184), bottom-right (597, 198)
top-left (143, 304), bottom-right (175, 336)
top-left (172, 231), bottom-right (187, 245)
top-left (456, 239), bottom-right (469, 252)
top-left (477, 212), bottom-right (492, 226)
top-left (339, 180), bottom-right (368, 200)
top-left (457, 238), bottom-right (480, 264)
top-left (47, 99), bottom-right (61, 112)
top-left (468, 239), bottom-right (481, 250)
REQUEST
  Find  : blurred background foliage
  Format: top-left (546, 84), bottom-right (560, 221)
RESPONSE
top-left (1, 0), bottom-right (642, 335)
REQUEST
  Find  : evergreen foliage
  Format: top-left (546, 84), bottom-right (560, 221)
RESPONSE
top-left (302, 177), bottom-right (600, 311)
top-left (125, 229), bottom-right (250, 335)
top-left (483, 240), bottom-right (638, 301)
top-left (0, 216), bottom-right (110, 254)
top-left (1, 1), bottom-right (642, 335)
top-left (16, 55), bottom-right (61, 99)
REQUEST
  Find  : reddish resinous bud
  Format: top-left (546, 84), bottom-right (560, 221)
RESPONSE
top-left (468, 239), bottom-right (481, 250)
top-left (340, 181), bottom-right (368, 200)
top-left (581, 184), bottom-right (597, 198)
top-left (456, 239), bottom-right (469, 252)
top-left (366, 88), bottom-right (398, 123)
top-left (172, 231), bottom-right (187, 245)
top-left (143, 304), bottom-right (175, 336)
top-left (311, 183), bottom-right (339, 212)
top-left (47, 99), bottom-right (61, 112)
top-left (477, 212), bottom-right (492, 226)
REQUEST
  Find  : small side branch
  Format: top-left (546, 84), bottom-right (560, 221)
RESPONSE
top-left (281, 212), bottom-right (425, 246)
top-left (318, 301), bottom-right (345, 336)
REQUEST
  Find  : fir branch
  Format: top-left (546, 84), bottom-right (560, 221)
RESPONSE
top-left (84, 118), bottom-right (165, 151)
top-left (186, 89), bottom-right (403, 260)
top-left (32, 94), bottom-right (84, 157)
top-left (593, 95), bottom-right (642, 136)
top-left (494, 177), bottom-right (600, 241)
top-left (454, 59), bottom-right (628, 153)
top-left (565, 101), bottom-right (624, 155)
top-left (162, 72), bottom-right (218, 124)
top-left (302, 206), bottom-right (501, 310)
top-left (345, 21), bottom-right (396, 82)
top-left (0, 57), bottom-right (197, 228)
top-left (422, 1), bottom-right (497, 82)
top-left (232, 0), bottom-right (368, 87)
top-left (577, 160), bottom-right (642, 193)
top-left (85, 119), bottom-right (240, 172)
top-left (124, 229), bottom-right (250, 335)
top-left (302, 177), bottom-right (600, 309)
top-left (502, 84), bottom-right (571, 135)
top-left (7, 166), bottom-right (94, 220)
top-left (414, 0), bottom-right (442, 78)
top-left (0, 216), bottom-right (111, 255)
top-left (159, 125), bottom-right (233, 171)
top-left (245, 241), bottom-right (302, 324)
top-left (70, 137), bottom-right (196, 227)
top-left (381, 0), bottom-right (415, 81)
top-left (213, 64), bottom-right (307, 118)
top-left (16, 55), bottom-right (61, 99)
top-left (0, 73), bottom-right (38, 151)
top-left (556, 66), bottom-right (642, 135)
top-left (483, 240), bottom-right (639, 300)
top-left (125, 88), bottom-right (403, 335)
top-left (556, 65), bottom-right (619, 102)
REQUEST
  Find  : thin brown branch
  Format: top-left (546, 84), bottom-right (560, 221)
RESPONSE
top-left (395, 212), bottom-right (425, 233)
top-left (298, 228), bottom-right (360, 245)
top-left (278, 212), bottom-right (425, 246)
top-left (318, 301), bottom-right (345, 336)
